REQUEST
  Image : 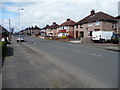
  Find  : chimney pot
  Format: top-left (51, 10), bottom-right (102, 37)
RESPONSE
top-left (91, 9), bottom-right (95, 15)
top-left (67, 19), bottom-right (70, 21)
top-left (53, 22), bottom-right (56, 24)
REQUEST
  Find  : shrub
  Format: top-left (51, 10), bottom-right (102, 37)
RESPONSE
top-left (61, 35), bottom-right (67, 39)
top-left (0, 41), bottom-right (7, 57)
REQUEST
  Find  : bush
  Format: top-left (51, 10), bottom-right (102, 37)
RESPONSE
top-left (61, 35), bottom-right (67, 39)
top-left (0, 41), bottom-right (7, 57)
top-left (0, 41), bottom-right (7, 66)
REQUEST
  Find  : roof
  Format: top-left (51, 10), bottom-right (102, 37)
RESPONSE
top-left (42, 25), bottom-right (50, 30)
top-left (33, 25), bottom-right (41, 30)
top-left (60, 19), bottom-right (76, 27)
top-left (49, 22), bottom-right (59, 29)
top-left (76, 11), bottom-right (116, 25)
top-left (116, 15), bottom-right (120, 19)
top-left (0, 25), bottom-right (9, 33)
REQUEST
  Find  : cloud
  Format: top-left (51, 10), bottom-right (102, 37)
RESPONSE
top-left (1, 0), bottom-right (119, 32)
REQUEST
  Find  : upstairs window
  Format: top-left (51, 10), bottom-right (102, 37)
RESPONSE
top-left (76, 25), bottom-right (78, 29)
top-left (88, 23), bottom-right (93, 27)
top-left (96, 21), bottom-right (100, 26)
top-left (80, 24), bottom-right (83, 28)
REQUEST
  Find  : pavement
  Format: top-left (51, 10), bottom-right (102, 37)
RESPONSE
top-left (68, 40), bottom-right (120, 52)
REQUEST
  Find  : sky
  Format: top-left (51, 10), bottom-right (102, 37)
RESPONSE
top-left (0, 0), bottom-right (120, 32)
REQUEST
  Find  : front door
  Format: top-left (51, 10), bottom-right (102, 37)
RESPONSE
top-left (76, 31), bottom-right (78, 38)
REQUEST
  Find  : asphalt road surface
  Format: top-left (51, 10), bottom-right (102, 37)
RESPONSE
top-left (5, 35), bottom-right (118, 88)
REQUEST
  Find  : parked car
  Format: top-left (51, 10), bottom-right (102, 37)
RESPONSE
top-left (16, 36), bottom-right (24, 42)
top-left (111, 34), bottom-right (120, 44)
top-left (92, 31), bottom-right (113, 42)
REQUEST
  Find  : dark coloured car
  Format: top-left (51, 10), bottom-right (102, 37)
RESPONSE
top-left (111, 34), bottom-right (120, 44)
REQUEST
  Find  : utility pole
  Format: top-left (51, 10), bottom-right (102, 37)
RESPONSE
top-left (9, 19), bottom-right (11, 40)
top-left (18, 8), bottom-right (24, 42)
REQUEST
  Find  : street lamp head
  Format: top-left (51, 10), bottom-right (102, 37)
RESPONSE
top-left (18, 8), bottom-right (24, 10)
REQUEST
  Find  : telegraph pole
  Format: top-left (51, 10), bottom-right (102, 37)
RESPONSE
top-left (9, 19), bottom-right (11, 41)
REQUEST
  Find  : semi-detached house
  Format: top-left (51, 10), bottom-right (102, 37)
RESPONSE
top-left (74, 10), bottom-right (117, 38)
top-left (41, 25), bottom-right (50, 36)
top-left (46, 22), bottom-right (59, 36)
top-left (116, 15), bottom-right (120, 34)
top-left (57, 19), bottom-right (76, 38)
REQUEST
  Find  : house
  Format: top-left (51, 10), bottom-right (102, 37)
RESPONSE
top-left (74, 10), bottom-right (117, 38)
top-left (48, 22), bottom-right (59, 37)
top-left (57, 19), bottom-right (76, 38)
top-left (116, 15), bottom-right (120, 34)
top-left (0, 25), bottom-right (9, 41)
top-left (41, 25), bottom-right (50, 36)
top-left (30, 25), bottom-right (41, 35)
top-left (22, 25), bottom-right (41, 35)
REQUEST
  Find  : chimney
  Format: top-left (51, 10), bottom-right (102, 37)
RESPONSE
top-left (53, 22), bottom-right (56, 24)
top-left (67, 18), bottom-right (70, 21)
top-left (46, 25), bottom-right (49, 27)
top-left (91, 9), bottom-right (95, 15)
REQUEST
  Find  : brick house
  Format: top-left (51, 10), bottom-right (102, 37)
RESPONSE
top-left (48, 22), bottom-right (59, 37)
top-left (41, 25), bottom-right (50, 36)
top-left (116, 15), bottom-right (120, 34)
top-left (57, 19), bottom-right (76, 38)
top-left (74, 10), bottom-right (117, 38)
top-left (22, 26), bottom-right (41, 35)
top-left (0, 25), bottom-right (9, 41)
top-left (30, 25), bottom-right (41, 35)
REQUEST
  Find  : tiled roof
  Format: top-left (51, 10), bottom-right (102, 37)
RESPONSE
top-left (76, 11), bottom-right (116, 25)
top-left (0, 25), bottom-right (9, 33)
top-left (33, 25), bottom-right (41, 30)
top-left (116, 15), bottom-right (120, 19)
top-left (49, 22), bottom-right (59, 29)
top-left (42, 25), bottom-right (50, 29)
top-left (60, 19), bottom-right (76, 27)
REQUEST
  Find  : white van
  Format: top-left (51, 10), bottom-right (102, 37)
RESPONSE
top-left (92, 31), bottom-right (113, 42)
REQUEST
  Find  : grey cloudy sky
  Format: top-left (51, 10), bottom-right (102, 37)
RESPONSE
top-left (1, 0), bottom-right (119, 32)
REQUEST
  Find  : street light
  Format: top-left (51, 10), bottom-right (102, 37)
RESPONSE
top-left (18, 8), bottom-right (24, 42)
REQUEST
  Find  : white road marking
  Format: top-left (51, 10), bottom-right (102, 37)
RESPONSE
top-left (88, 53), bottom-right (101, 57)
top-left (33, 42), bottom-right (36, 44)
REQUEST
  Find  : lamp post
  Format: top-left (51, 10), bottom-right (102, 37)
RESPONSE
top-left (18, 8), bottom-right (24, 42)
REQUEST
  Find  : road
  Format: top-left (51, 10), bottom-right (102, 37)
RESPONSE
top-left (3, 35), bottom-right (118, 88)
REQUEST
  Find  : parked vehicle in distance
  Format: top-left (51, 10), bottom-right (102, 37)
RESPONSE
top-left (92, 31), bottom-right (113, 42)
top-left (16, 36), bottom-right (24, 42)
top-left (111, 34), bottom-right (120, 44)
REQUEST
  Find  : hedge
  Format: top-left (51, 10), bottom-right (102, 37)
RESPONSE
top-left (0, 41), bottom-right (7, 65)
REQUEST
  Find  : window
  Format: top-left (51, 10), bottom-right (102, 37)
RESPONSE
top-left (112, 24), bottom-right (116, 28)
top-left (88, 23), bottom-right (92, 27)
top-left (96, 21), bottom-right (100, 26)
top-left (80, 31), bottom-right (84, 37)
top-left (88, 31), bottom-right (93, 36)
top-left (76, 25), bottom-right (78, 29)
top-left (80, 25), bottom-right (83, 28)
